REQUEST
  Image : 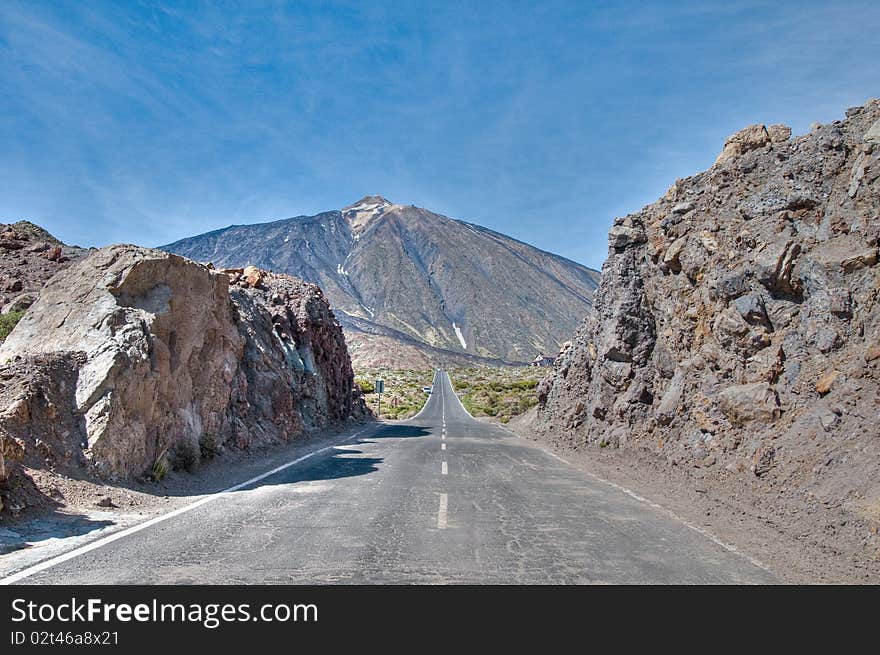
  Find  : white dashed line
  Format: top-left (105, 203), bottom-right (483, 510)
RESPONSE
top-left (441, 461), bottom-right (448, 475)
top-left (437, 493), bottom-right (448, 529)
top-left (441, 443), bottom-right (446, 451)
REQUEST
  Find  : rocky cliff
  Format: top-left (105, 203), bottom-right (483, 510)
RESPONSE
top-left (164, 197), bottom-right (600, 368)
top-left (536, 100), bottom-right (880, 556)
top-left (0, 246), bottom-right (366, 509)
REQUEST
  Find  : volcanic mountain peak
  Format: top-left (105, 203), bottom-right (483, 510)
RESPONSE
top-left (163, 198), bottom-right (600, 368)
top-left (342, 195), bottom-right (395, 230)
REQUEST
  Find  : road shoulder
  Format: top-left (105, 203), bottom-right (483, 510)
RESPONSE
top-left (0, 420), bottom-right (376, 578)
top-left (501, 410), bottom-right (877, 584)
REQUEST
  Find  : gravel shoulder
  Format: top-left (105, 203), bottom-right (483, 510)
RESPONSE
top-left (504, 409), bottom-right (879, 584)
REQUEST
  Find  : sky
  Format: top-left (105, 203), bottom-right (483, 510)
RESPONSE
top-left (1, 1), bottom-right (879, 270)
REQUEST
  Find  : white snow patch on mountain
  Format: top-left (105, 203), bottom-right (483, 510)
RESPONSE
top-left (453, 322), bottom-right (467, 349)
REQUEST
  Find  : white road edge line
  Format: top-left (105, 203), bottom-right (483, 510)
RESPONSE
top-left (0, 426), bottom-right (372, 586)
top-left (407, 370), bottom-right (441, 421)
top-left (442, 370), bottom-right (472, 418)
top-left (441, 461), bottom-right (448, 475)
top-left (491, 423), bottom-right (773, 576)
top-left (437, 493), bottom-right (448, 529)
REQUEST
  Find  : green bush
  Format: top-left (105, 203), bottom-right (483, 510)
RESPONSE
top-left (449, 365), bottom-right (543, 423)
top-left (354, 368), bottom-right (434, 420)
top-left (0, 311), bottom-right (25, 340)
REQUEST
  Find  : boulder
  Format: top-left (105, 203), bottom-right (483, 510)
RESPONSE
top-left (864, 118), bottom-right (880, 145)
top-left (0, 246), bottom-right (364, 481)
top-left (815, 370), bottom-right (839, 395)
top-left (755, 238), bottom-right (801, 296)
top-left (662, 236), bottom-right (687, 272)
top-left (715, 124), bottom-right (771, 165)
top-left (767, 124), bottom-right (792, 143)
top-left (717, 383), bottom-right (780, 426)
top-left (2, 292), bottom-right (38, 314)
top-left (733, 294), bottom-right (770, 327)
top-left (243, 265), bottom-right (265, 288)
top-left (608, 225), bottom-right (647, 249)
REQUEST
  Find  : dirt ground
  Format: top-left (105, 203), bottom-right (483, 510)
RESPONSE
top-left (504, 410), bottom-right (880, 584)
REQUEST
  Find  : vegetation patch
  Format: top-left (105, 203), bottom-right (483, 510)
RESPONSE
top-left (0, 310), bottom-right (25, 341)
top-left (354, 368), bottom-right (434, 420)
top-left (448, 366), bottom-right (546, 423)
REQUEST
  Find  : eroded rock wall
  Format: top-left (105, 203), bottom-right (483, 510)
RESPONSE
top-left (537, 100), bottom-right (880, 503)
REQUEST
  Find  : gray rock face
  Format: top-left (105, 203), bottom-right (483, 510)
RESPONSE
top-left (0, 246), bottom-right (365, 486)
top-left (536, 99), bottom-right (880, 504)
top-left (162, 197), bottom-right (600, 368)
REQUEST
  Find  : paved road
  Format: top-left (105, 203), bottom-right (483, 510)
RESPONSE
top-left (9, 371), bottom-right (774, 584)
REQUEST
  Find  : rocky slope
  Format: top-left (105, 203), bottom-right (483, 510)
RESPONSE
top-left (0, 221), bottom-right (87, 321)
top-left (0, 246), bottom-right (367, 512)
top-left (535, 100), bottom-right (880, 569)
top-left (163, 197), bottom-right (600, 368)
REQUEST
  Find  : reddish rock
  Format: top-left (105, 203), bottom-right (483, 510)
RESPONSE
top-left (816, 370), bottom-right (839, 395)
top-left (0, 246), bottom-right (368, 489)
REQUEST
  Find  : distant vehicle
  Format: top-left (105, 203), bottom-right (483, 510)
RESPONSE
top-left (422, 386), bottom-right (433, 394)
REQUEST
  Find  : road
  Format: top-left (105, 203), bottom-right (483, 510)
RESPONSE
top-left (6, 370), bottom-right (775, 584)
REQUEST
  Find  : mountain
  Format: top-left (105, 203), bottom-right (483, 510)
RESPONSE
top-left (163, 197), bottom-right (600, 368)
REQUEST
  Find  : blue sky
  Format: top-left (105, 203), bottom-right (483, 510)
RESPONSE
top-left (1, 1), bottom-right (878, 269)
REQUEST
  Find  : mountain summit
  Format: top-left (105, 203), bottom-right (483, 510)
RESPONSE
top-left (342, 196), bottom-right (394, 231)
top-left (163, 198), bottom-right (600, 368)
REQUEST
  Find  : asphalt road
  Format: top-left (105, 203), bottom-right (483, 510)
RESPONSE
top-left (8, 370), bottom-right (775, 584)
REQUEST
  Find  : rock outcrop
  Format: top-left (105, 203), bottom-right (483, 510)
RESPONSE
top-left (0, 245), bottom-right (367, 502)
top-left (0, 221), bottom-right (87, 320)
top-left (536, 100), bottom-right (880, 545)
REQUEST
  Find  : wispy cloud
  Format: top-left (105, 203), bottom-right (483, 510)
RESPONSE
top-left (1, 0), bottom-right (878, 268)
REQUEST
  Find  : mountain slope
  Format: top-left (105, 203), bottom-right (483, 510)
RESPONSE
top-left (163, 197), bottom-right (600, 367)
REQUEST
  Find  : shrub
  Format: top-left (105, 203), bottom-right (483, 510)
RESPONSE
top-left (448, 365), bottom-right (543, 423)
top-left (173, 439), bottom-right (199, 471)
top-left (151, 449), bottom-right (170, 481)
top-left (0, 311), bottom-right (24, 340)
top-left (199, 432), bottom-right (219, 459)
top-left (354, 368), bottom-right (434, 420)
